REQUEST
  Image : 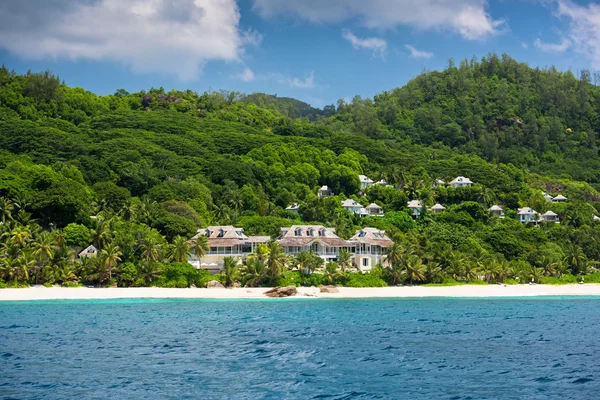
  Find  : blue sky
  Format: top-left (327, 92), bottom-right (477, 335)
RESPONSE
top-left (1, 0), bottom-right (599, 108)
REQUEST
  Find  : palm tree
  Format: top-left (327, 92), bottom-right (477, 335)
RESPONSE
top-left (338, 248), bottom-right (353, 273)
top-left (120, 198), bottom-right (138, 222)
top-left (10, 226), bottom-right (31, 248)
top-left (138, 261), bottom-right (163, 285)
top-left (424, 262), bottom-right (443, 284)
top-left (0, 197), bottom-right (14, 223)
top-left (32, 232), bottom-right (56, 284)
top-left (242, 257), bottom-right (268, 287)
top-left (565, 244), bottom-right (587, 275)
top-left (266, 240), bottom-right (287, 280)
top-left (324, 261), bottom-right (341, 284)
top-left (101, 244), bottom-right (122, 282)
top-left (1, 256), bottom-right (29, 284)
top-left (385, 243), bottom-right (403, 266)
top-left (446, 253), bottom-right (464, 281)
top-left (294, 250), bottom-right (319, 285)
top-left (190, 235), bottom-right (209, 267)
top-left (223, 256), bottom-right (239, 287)
top-left (401, 255), bottom-right (426, 285)
top-left (169, 235), bottom-right (191, 263)
top-left (140, 237), bottom-right (162, 265)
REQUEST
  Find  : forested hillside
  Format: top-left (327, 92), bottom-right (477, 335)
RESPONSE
top-left (0, 54), bottom-right (599, 288)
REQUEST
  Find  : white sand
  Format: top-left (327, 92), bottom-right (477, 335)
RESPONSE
top-left (2, 284), bottom-right (600, 301)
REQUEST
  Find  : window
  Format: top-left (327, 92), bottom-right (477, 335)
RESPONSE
top-left (217, 229), bottom-right (225, 238)
top-left (308, 228), bottom-right (314, 236)
top-left (295, 228), bottom-right (302, 237)
top-left (362, 258), bottom-right (369, 267)
top-left (358, 230), bottom-right (366, 237)
top-left (319, 228), bottom-right (326, 237)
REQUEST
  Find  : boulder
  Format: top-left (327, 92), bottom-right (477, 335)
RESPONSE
top-left (189, 284), bottom-right (197, 289)
top-left (264, 286), bottom-right (298, 298)
top-left (319, 285), bottom-right (340, 293)
top-left (206, 280), bottom-right (225, 289)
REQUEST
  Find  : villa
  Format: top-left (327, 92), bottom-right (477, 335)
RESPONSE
top-left (359, 175), bottom-right (374, 190)
top-left (286, 203), bottom-right (300, 214)
top-left (78, 245), bottom-right (98, 259)
top-left (374, 179), bottom-right (391, 187)
top-left (407, 200), bottom-right (423, 219)
top-left (433, 179), bottom-right (445, 187)
top-left (540, 210), bottom-right (560, 223)
top-left (489, 205), bottom-right (505, 218)
top-left (349, 228), bottom-right (393, 271)
top-left (542, 192), bottom-right (554, 202)
top-left (187, 226), bottom-right (270, 271)
top-left (364, 203), bottom-right (384, 216)
top-left (341, 199), bottom-right (363, 214)
top-left (341, 199), bottom-right (384, 217)
top-left (278, 225), bottom-right (351, 264)
top-left (518, 207), bottom-right (538, 223)
top-left (318, 185), bottom-right (334, 197)
top-left (552, 195), bottom-right (567, 203)
top-left (430, 203), bottom-right (446, 213)
top-left (449, 176), bottom-right (473, 188)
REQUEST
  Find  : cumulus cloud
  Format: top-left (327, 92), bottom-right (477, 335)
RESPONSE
top-left (555, 0), bottom-right (600, 67)
top-left (279, 72), bottom-right (316, 89)
top-left (534, 38), bottom-right (571, 52)
top-left (405, 44), bottom-right (433, 59)
top-left (252, 0), bottom-right (504, 40)
top-left (342, 30), bottom-right (387, 57)
top-left (0, 0), bottom-right (253, 80)
top-left (232, 67), bottom-right (255, 82)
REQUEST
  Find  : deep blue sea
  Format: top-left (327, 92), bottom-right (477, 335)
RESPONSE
top-left (1, 298), bottom-right (600, 399)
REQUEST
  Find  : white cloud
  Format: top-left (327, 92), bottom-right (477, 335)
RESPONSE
top-left (521, 42), bottom-right (528, 49)
top-left (232, 67), bottom-right (255, 82)
top-left (534, 38), bottom-right (571, 52)
top-left (253, 0), bottom-right (504, 40)
top-left (342, 30), bottom-right (387, 57)
top-left (0, 0), bottom-right (253, 81)
top-left (279, 72), bottom-right (316, 89)
top-left (556, 0), bottom-right (600, 68)
top-left (405, 44), bottom-right (433, 59)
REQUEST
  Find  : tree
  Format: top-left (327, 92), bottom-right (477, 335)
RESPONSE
top-left (401, 255), bottom-right (426, 285)
top-left (32, 232), bottom-right (56, 283)
top-left (190, 235), bottom-right (209, 267)
top-left (169, 235), bottom-right (190, 263)
top-left (338, 248), bottom-right (353, 273)
top-left (266, 240), bottom-right (288, 280)
top-left (101, 244), bottom-right (122, 283)
top-left (223, 256), bottom-right (239, 287)
top-left (324, 261), bottom-right (341, 284)
top-left (242, 257), bottom-right (268, 287)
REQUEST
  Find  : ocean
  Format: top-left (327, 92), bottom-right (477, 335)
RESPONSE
top-left (1, 297), bottom-right (599, 399)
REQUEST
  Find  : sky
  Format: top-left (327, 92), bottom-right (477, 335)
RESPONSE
top-left (1, 0), bottom-right (600, 108)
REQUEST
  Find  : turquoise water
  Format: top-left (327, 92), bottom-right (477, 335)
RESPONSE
top-left (1, 298), bottom-right (600, 399)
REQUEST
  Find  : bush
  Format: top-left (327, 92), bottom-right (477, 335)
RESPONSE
top-left (539, 274), bottom-right (578, 285)
top-left (582, 272), bottom-right (600, 283)
top-left (276, 271), bottom-right (302, 287)
top-left (503, 279), bottom-right (519, 285)
top-left (344, 272), bottom-right (388, 288)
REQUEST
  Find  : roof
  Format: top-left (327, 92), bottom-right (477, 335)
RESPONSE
top-left (341, 199), bottom-right (361, 207)
top-left (430, 203), bottom-right (446, 211)
top-left (518, 207), bottom-right (537, 215)
top-left (489, 205), bottom-right (503, 211)
top-left (407, 200), bottom-right (422, 208)
top-left (78, 245), bottom-right (97, 257)
top-left (359, 175), bottom-right (374, 183)
top-left (553, 195), bottom-right (567, 201)
top-left (349, 228), bottom-right (394, 248)
top-left (375, 179), bottom-right (388, 185)
top-left (594, 215), bottom-right (600, 221)
top-left (247, 236), bottom-right (271, 243)
top-left (436, 179), bottom-right (445, 184)
top-left (319, 185), bottom-right (330, 191)
top-left (449, 176), bottom-right (473, 184)
top-left (191, 226), bottom-right (249, 247)
top-left (542, 210), bottom-right (558, 216)
top-left (286, 203), bottom-right (299, 210)
top-left (279, 225), bottom-right (349, 247)
top-left (366, 203), bottom-right (381, 209)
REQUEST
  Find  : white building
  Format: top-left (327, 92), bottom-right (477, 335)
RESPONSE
top-left (187, 226), bottom-right (270, 272)
top-left (433, 179), bottom-right (445, 187)
top-left (540, 210), bottom-right (560, 223)
top-left (430, 203), bottom-right (446, 213)
top-left (286, 203), bottom-right (300, 214)
top-left (594, 215), bottom-right (600, 222)
top-left (279, 225), bottom-right (351, 264)
top-left (341, 199), bottom-right (363, 214)
top-left (518, 207), bottom-right (538, 223)
top-left (364, 203), bottom-right (384, 217)
top-left (349, 228), bottom-right (393, 271)
top-left (318, 185), bottom-right (334, 197)
top-left (489, 205), bottom-right (505, 218)
top-left (407, 200), bottom-right (423, 219)
top-left (78, 245), bottom-right (98, 259)
top-left (552, 195), bottom-right (567, 203)
top-left (449, 176), bottom-right (473, 188)
top-left (542, 192), bottom-right (554, 202)
top-left (359, 175), bottom-right (374, 190)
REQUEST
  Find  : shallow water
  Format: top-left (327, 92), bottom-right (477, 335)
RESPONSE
top-left (1, 297), bottom-right (600, 399)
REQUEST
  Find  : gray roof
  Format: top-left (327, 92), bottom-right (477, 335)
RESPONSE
top-left (489, 205), bottom-right (503, 211)
top-left (407, 200), bottom-right (422, 208)
top-left (449, 176), bottom-right (473, 184)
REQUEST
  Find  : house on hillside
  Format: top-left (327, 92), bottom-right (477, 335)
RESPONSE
top-left (286, 203), bottom-right (300, 214)
top-left (542, 192), bottom-right (554, 202)
top-left (540, 210), bottom-right (560, 223)
top-left (433, 179), bottom-right (445, 187)
top-left (552, 195), bottom-right (567, 203)
top-left (518, 208), bottom-right (538, 224)
top-left (349, 228), bottom-right (394, 271)
top-left (364, 203), bottom-right (384, 217)
top-left (449, 176), bottom-right (473, 188)
top-left (359, 175), bottom-right (374, 190)
top-left (489, 205), bottom-right (505, 218)
top-left (430, 203), bottom-right (446, 213)
top-left (374, 179), bottom-right (391, 187)
top-left (187, 226), bottom-right (269, 272)
top-left (341, 199), bottom-right (363, 214)
top-left (278, 225), bottom-right (351, 264)
top-left (78, 245), bottom-right (98, 259)
top-left (594, 215), bottom-right (600, 222)
top-left (318, 185), bottom-right (334, 197)
top-left (407, 200), bottom-right (423, 219)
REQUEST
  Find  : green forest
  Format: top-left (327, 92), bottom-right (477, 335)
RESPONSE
top-left (0, 53), bottom-right (599, 289)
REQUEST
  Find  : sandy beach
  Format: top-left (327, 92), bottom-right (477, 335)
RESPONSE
top-left (2, 284), bottom-right (600, 301)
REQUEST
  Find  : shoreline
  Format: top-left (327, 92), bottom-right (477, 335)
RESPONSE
top-left (3, 284), bottom-right (600, 301)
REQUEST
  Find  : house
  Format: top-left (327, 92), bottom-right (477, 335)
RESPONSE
top-left (318, 185), bottom-right (334, 197)
top-left (286, 203), bottom-right (300, 214)
top-left (542, 192), bottom-right (554, 202)
top-left (594, 215), bottom-right (600, 222)
top-left (374, 179), bottom-right (391, 187)
top-left (449, 176), bottom-right (473, 188)
top-left (359, 175), bottom-right (374, 190)
top-left (433, 179), bottom-right (445, 187)
top-left (552, 195), bottom-right (567, 203)
top-left (518, 208), bottom-right (538, 223)
top-left (349, 228), bottom-right (394, 271)
top-left (540, 210), bottom-right (560, 223)
top-left (187, 226), bottom-right (269, 272)
top-left (78, 245), bottom-right (98, 259)
top-left (407, 200), bottom-right (423, 219)
top-left (341, 199), bottom-right (363, 214)
top-left (278, 225), bottom-right (351, 264)
top-left (430, 203), bottom-right (446, 213)
top-left (489, 205), bottom-right (505, 218)
top-left (364, 203), bottom-right (384, 216)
